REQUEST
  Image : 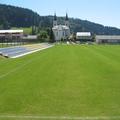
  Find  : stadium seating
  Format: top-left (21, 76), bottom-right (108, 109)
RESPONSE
top-left (0, 43), bottom-right (53, 58)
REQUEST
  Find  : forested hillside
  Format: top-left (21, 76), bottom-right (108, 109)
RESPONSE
top-left (0, 4), bottom-right (120, 35)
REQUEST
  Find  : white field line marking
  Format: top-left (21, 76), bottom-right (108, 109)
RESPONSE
top-left (11, 45), bottom-right (54, 58)
top-left (0, 59), bottom-right (33, 79)
top-left (0, 115), bottom-right (120, 120)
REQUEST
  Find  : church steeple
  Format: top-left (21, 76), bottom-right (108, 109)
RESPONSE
top-left (53, 13), bottom-right (57, 27)
top-left (65, 13), bottom-right (69, 27)
top-left (54, 13), bottom-right (57, 21)
top-left (65, 13), bottom-right (69, 21)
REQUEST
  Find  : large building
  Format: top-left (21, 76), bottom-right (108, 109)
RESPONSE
top-left (0, 30), bottom-right (23, 42)
top-left (52, 13), bottom-right (70, 41)
top-left (76, 32), bottom-right (92, 41)
top-left (96, 35), bottom-right (120, 44)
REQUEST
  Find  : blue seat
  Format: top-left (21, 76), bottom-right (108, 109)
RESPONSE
top-left (0, 46), bottom-right (30, 58)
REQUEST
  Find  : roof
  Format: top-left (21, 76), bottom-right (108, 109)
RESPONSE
top-left (96, 35), bottom-right (120, 40)
top-left (22, 35), bottom-right (37, 39)
top-left (52, 25), bottom-right (69, 30)
top-left (76, 32), bottom-right (91, 37)
top-left (0, 30), bottom-right (23, 34)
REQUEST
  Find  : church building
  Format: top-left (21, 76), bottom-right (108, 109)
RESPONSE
top-left (52, 13), bottom-right (70, 41)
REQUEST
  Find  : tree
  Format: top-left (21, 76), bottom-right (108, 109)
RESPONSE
top-left (92, 34), bottom-right (96, 42)
top-left (49, 28), bottom-right (55, 43)
top-left (0, 17), bottom-right (10, 29)
top-left (32, 26), bottom-right (36, 35)
top-left (31, 14), bottom-right (37, 35)
top-left (38, 30), bottom-right (48, 42)
top-left (1, 4), bottom-right (120, 35)
top-left (70, 33), bottom-right (76, 42)
top-left (61, 38), bottom-right (64, 43)
top-left (73, 33), bottom-right (76, 40)
top-left (3, 21), bottom-right (10, 29)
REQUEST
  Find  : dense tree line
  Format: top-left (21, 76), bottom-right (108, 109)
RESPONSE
top-left (0, 4), bottom-right (120, 35)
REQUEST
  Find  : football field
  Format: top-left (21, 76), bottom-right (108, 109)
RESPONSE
top-left (0, 45), bottom-right (120, 120)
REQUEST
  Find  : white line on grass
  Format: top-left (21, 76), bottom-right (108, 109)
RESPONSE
top-left (0, 59), bottom-right (33, 79)
top-left (0, 115), bottom-right (120, 120)
top-left (11, 45), bottom-right (54, 58)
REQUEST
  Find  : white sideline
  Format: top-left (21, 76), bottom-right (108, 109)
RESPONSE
top-left (0, 115), bottom-right (120, 120)
top-left (0, 58), bottom-right (34, 79)
top-left (11, 45), bottom-right (54, 58)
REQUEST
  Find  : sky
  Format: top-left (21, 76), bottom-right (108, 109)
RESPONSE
top-left (0, 0), bottom-right (120, 28)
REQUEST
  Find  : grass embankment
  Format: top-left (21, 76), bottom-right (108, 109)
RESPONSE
top-left (11, 27), bottom-right (32, 34)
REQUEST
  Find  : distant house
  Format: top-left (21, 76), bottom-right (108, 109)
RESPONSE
top-left (22, 35), bottom-right (37, 40)
top-left (52, 13), bottom-right (70, 41)
top-left (96, 35), bottom-right (120, 44)
top-left (22, 35), bottom-right (38, 43)
top-left (76, 32), bottom-right (92, 42)
top-left (0, 30), bottom-right (23, 41)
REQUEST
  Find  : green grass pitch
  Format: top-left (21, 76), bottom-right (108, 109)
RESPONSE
top-left (0, 45), bottom-right (120, 119)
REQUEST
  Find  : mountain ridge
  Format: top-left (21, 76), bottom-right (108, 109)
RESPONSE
top-left (0, 4), bottom-right (120, 35)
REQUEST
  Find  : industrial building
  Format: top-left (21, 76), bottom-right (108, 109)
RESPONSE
top-left (0, 30), bottom-right (23, 40)
top-left (96, 35), bottom-right (120, 44)
top-left (76, 32), bottom-right (92, 42)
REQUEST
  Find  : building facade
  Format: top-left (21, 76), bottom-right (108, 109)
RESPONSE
top-left (0, 30), bottom-right (23, 42)
top-left (52, 13), bottom-right (70, 41)
top-left (76, 32), bottom-right (92, 41)
top-left (96, 35), bottom-right (120, 44)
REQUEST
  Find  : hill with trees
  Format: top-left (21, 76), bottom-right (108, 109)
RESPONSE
top-left (0, 4), bottom-right (120, 35)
